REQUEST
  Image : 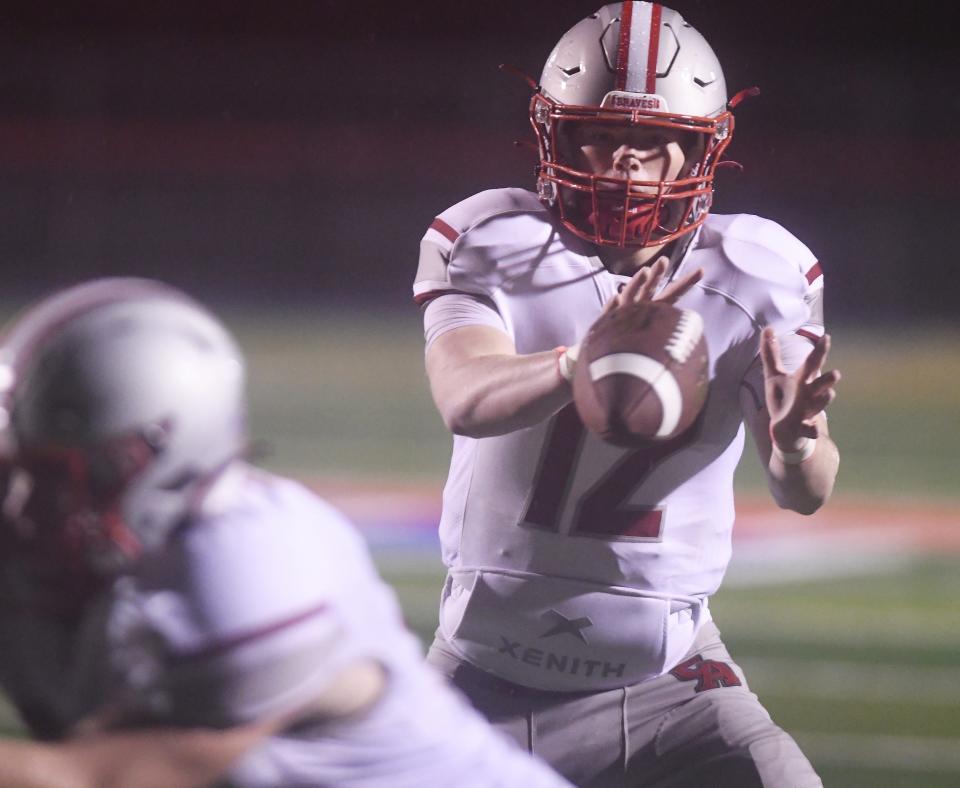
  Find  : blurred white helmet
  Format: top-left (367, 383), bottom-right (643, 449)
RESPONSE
top-left (531, 2), bottom-right (746, 248)
top-left (0, 278), bottom-right (246, 584)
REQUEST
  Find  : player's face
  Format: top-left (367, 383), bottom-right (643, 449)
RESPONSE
top-left (558, 121), bottom-right (702, 188)
top-left (549, 117), bottom-right (712, 259)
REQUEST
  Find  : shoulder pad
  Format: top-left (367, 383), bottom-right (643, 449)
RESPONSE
top-left (422, 188), bottom-right (547, 251)
top-left (417, 188), bottom-right (580, 301)
top-left (712, 214), bottom-right (818, 284)
top-left (697, 214), bottom-right (822, 332)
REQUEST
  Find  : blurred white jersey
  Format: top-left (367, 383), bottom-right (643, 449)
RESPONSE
top-left (414, 188), bottom-right (824, 692)
top-left (0, 465), bottom-right (569, 787)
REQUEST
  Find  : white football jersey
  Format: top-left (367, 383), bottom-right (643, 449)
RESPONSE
top-left (415, 188), bottom-right (823, 692)
top-left (0, 464), bottom-right (569, 787)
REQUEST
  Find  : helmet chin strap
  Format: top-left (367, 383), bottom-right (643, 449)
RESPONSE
top-left (663, 229), bottom-right (697, 276)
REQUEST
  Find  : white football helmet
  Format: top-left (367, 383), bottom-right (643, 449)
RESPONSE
top-left (0, 278), bottom-right (246, 584)
top-left (531, 2), bottom-right (746, 248)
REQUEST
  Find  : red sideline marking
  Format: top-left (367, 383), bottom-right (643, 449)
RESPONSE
top-left (805, 262), bottom-right (823, 284)
top-left (796, 328), bottom-right (820, 344)
top-left (734, 495), bottom-right (960, 552)
top-left (170, 602), bottom-right (329, 664)
top-left (615, 1), bottom-right (634, 91)
top-left (646, 4), bottom-right (662, 93)
top-left (303, 478), bottom-right (960, 554)
top-left (429, 217), bottom-right (460, 244)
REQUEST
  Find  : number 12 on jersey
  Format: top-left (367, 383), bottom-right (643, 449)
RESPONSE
top-left (521, 404), bottom-right (695, 541)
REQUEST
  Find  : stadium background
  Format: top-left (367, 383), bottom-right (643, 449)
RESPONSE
top-left (1, 2), bottom-right (957, 785)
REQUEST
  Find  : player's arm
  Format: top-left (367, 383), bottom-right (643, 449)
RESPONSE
top-left (426, 258), bottom-right (702, 438)
top-left (742, 329), bottom-right (841, 515)
top-left (0, 722), bottom-right (275, 788)
top-left (0, 660), bottom-right (385, 788)
top-left (425, 324), bottom-right (572, 438)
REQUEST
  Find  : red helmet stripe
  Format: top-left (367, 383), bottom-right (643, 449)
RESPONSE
top-left (615, 2), bottom-right (634, 91)
top-left (646, 4), bottom-right (662, 93)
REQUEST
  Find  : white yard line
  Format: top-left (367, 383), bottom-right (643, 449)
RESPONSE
top-left (797, 732), bottom-right (960, 772)
top-left (723, 530), bottom-right (919, 588)
top-left (739, 657), bottom-right (960, 704)
top-left (716, 610), bottom-right (960, 650)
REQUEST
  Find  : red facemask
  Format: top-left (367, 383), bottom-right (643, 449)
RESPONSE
top-left (529, 91), bottom-right (738, 248)
top-left (1, 430), bottom-right (161, 596)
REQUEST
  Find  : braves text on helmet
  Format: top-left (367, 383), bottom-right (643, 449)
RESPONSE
top-left (530, 2), bottom-right (737, 249)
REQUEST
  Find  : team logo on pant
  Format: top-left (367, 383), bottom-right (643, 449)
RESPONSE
top-left (669, 655), bottom-right (742, 692)
top-left (538, 609), bottom-right (593, 643)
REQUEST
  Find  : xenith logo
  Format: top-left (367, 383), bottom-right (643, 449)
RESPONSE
top-left (497, 636), bottom-right (626, 680)
top-left (537, 609), bottom-right (592, 643)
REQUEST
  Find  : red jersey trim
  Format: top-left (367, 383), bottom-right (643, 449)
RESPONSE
top-left (805, 262), bottom-right (823, 284)
top-left (413, 288), bottom-right (472, 306)
top-left (170, 601), bottom-right (330, 664)
top-left (429, 217), bottom-right (460, 244)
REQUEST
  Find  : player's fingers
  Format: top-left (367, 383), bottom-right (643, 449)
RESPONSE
top-left (635, 256), bottom-right (668, 301)
top-left (759, 328), bottom-right (785, 377)
top-left (657, 267), bottom-right (704, 304)
top-left (619, 266), bottom-right (651, 304)
top-left (634, 257), bottom-right (667, 301)
top-left (800, 333), bottom-right (831, 381)
top-left (806, 369), bottom-right (841, 397)
top-left (800, 388), bottom-right (836, 419)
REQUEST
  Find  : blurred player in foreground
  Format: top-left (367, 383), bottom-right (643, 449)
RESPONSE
top-left (0, 278), bottom-right (570, 788)
top-left (414, 3), bottom-right (840, 786)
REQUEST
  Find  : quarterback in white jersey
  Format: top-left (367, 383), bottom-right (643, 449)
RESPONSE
top-left (416, 3), bottom-right (839, 787)
top-left (0, 279), bottom-right (570, 788)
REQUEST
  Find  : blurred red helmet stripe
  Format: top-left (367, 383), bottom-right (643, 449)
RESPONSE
top-left (646, 4), bottom-right (662, 93)
top-left (615, 1), bottom-right (634, 91)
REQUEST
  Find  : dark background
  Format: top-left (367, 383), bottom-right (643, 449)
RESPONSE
top-left (1, 1), bottom-right (956, 320)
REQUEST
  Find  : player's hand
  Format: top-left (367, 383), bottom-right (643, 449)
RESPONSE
top-left (760, 328), bottom-right (841, 451)
top-left (562, 258), bottom-right (703, 385)
top-left (604, 256), bottom-right (704, 314)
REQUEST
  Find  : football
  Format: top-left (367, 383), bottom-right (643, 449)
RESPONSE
top-left (572, 301), bottom-right (709, 446)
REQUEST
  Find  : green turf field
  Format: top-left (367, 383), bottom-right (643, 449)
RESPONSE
top-left (0, 305), bottom-right (957, 786)
top-left (229, 307), bottom-right (960, 500)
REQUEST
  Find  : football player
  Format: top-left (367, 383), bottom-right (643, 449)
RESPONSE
top-left (414, 3), bottom-right (839, 786)
top-left (0, 279), bottom-right (571, 787)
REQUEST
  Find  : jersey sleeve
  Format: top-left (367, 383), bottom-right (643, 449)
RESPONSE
top-left (113, 483), bottom-right (382, 728)
top-left (718, 214), bottom-right (827, 412)
top-left (423, 292), bottom-right (508, 350)
top-left (412, 188), bottom-right (552, 307)
top-left (709, 213), bottom-right (824, 339)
